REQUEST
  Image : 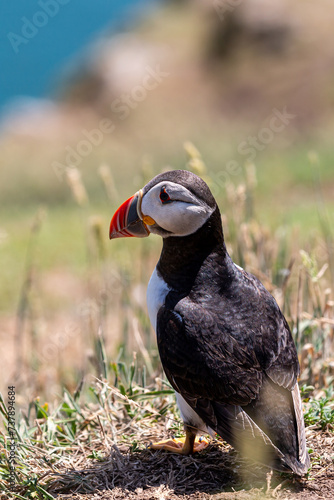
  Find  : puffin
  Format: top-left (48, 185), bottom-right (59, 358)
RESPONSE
top-left (109, 169), bottom-right (309, 475)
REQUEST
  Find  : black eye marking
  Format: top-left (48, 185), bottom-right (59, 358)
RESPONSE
top-left (159, 186), bottom-right (171, 204)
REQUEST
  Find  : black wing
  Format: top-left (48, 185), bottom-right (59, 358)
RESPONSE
top-left (157, 269), bottom-right (299, 403)
top-left (156, 269), bottom-right (308, 474)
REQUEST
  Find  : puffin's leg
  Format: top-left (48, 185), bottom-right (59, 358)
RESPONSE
top-left (149, 426), bottom-right (209, 454)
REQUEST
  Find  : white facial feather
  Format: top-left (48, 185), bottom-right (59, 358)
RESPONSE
top-left (141, 181), bottom-right (214, 237)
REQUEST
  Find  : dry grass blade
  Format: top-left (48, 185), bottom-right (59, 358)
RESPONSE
top-left (47, 441), bottom-right (265, 497)
top-left (1, 153), bottom-right (334, 500)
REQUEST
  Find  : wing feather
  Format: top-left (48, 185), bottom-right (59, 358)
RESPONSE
top-left (156, 268), bottom-right (308, 473)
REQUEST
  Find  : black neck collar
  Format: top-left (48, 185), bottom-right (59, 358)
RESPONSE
top-left (156, 207), bottom-right (231, 293)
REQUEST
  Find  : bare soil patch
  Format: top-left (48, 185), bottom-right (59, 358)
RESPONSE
top-left (44, 428), bottom-right (333, 500)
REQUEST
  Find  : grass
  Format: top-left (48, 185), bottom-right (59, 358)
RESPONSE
top-left (0, 349), bottom-right (178, 499)
top-left (1, 1), bottom-right (334, 495)
top-left (303, 386), bottom-right (334, 431)
top-left (1, 149), bottom-right (334, 387)
top-left (0, 351), bottom-right (333, 499)
top-left (0, 149), bottom-right (334, 498)
top-left (1, 144), bottom-right (333, 313)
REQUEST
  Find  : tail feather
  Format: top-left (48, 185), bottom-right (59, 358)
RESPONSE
top-left (191, 381), bottom-right (309, 475)
top-left (291, 383), bottom-right (310, 472)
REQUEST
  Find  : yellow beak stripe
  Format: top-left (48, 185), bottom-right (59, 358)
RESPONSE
top-left (142, 215), bottom-right (156, 226)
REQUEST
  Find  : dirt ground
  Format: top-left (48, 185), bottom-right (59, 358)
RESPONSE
top-left (45, 428), bottom-right (333, 500)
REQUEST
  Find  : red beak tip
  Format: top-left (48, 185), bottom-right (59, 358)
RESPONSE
top-left (109, 192), bottom-right (149, 239)
top-left (109, 227), bottom-right (122, 239)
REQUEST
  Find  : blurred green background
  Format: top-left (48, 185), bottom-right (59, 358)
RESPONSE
top-left (1, 0), bottom-right (334, 402)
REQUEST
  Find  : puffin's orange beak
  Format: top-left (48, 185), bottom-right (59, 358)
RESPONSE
top-left (109, 191), bottom-right (150, 239)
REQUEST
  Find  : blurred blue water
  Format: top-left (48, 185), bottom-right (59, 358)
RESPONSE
top-left (0, 0), bottom-right (162, 112)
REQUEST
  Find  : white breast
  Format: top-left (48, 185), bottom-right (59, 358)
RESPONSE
top-left (175, 392), bottom-right (213, 435)
top-left (147, 267), bottom-right (212, 436)
top-left (146, 267), bottom-right (170, 332)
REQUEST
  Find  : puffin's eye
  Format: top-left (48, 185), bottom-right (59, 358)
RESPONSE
top-left (159, 187), bottom-right (171, 204)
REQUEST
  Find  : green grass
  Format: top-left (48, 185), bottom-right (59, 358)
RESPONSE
top-left (0, 144), bottom-right (333, 497)
top-left (0, 348), bottom-right (177, 499)
top-left (0, 205), bottom-right (85, 313)
top-left (302, 386), bottom-right (334, 431)
top-left (1, 140), bottom-right (333, 313)
top-left (1, 2), bottom-right (334, 494)
top-left (0, 201), bottom-right (162, 313)
top-left (0, 352), bottom-right (332, 498)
